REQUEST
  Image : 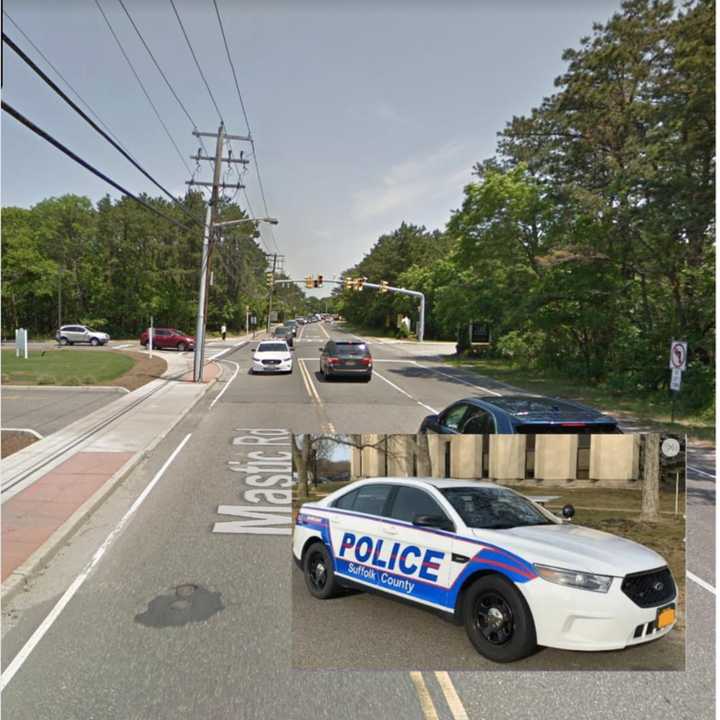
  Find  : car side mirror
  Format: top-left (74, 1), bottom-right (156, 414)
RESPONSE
top-left (562, 504), bottom-right (575, 521)
top-left (413, 514), bottom-right (452, 531)
top-left (319, 346), bottom-right (325, 352)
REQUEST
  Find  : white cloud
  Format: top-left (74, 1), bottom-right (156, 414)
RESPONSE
top-left (350, 142), bottom-right (474, 223)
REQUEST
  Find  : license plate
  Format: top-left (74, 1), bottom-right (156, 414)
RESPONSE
top-left (657, 604), bottom-right (675, 629)
top-left (345, 360), bottom-right (356, 366)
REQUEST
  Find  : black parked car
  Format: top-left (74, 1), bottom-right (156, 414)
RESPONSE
top-left (319, 340), bottom-right (373, 381)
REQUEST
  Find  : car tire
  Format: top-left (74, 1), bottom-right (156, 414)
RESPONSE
top-left (59, 336), bottom-right (70, 346)
top-left (177, 342), bottom-right (186, 352)
top-left (462, 574), bottom-right (537, 663)
top-left (90, 338), bottom-right (100, 346)
top-left (303, 542), bottom-right (340, 599)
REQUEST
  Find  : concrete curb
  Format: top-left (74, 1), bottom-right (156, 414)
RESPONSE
top-left (1, 361), bottom-right (223, 603)
top-left (1, 385), bottom-right (130, 393)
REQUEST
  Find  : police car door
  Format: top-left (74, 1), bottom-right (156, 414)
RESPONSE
top-left (330, 483), bottom-right (394, 588)
top-left (382, 486), bottom-right (453, 611)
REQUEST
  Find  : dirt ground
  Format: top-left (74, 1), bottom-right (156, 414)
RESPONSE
top-left (104, 351), bottom-right (167, 391)
top-left (1, 430), bottom-right (39, 458)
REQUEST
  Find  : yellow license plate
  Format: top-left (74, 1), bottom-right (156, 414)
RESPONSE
top-left (657, 606), bottom-right (676, 628)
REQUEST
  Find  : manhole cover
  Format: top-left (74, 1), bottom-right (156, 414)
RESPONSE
top-left (135, 584), bottom-right (223, 628)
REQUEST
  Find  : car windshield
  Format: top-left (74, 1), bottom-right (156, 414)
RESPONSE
top-left (336, 343), bottom-right (369, 357)
top-left (440, 487), bottom-right (554, 529)
top-left (258, 343), bottom-right (287, 352)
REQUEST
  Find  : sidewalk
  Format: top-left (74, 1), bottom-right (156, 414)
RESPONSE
top-left (1, 336), bottom-right (254, 597)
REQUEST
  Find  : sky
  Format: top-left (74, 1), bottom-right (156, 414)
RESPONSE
top-left (2, 0), bottom-right (623, 297)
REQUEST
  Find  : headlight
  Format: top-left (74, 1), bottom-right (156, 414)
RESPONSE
top-left (534, 564), bottom-right (613, 593)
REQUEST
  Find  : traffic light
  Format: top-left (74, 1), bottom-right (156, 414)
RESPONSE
top-left (305, 275), bottom-right (313, 288)
top-left (344, 277), bottom-right (353, 290)
top-left (354, 277), bottom-right (365, 291)
top-left (379, 280), bottom-right (389, 293)
top-left (316, 274), bottom-right (324, 287)
top-left (266, 271), bottom-right (274, 288)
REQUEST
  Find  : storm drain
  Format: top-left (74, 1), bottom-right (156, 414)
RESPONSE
top-left (135, 584), bottom-right (224, 628)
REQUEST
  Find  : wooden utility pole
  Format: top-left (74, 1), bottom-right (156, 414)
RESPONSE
top-left (266, 253), bottom-right (277, 333)
top-left (640, 434), bottom-right (661, 521)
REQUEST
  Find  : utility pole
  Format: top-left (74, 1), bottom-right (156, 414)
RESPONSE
top-left (192, 123), bottom-right (225, 382)
top-left (189, 126), bottom-right (253, 382)
top-left (266, 253), bottom-right (277, 333)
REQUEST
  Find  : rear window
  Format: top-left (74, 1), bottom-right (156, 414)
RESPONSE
top-left (336, 343), bottom-right (369, 358)
top-left (515, 423), bottom-right (620, 434)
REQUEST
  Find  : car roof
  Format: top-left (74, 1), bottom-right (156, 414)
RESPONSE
top-left (464, 394), bottom-right (611, 421)
top-left (339, 477), bottom-right (499, 490)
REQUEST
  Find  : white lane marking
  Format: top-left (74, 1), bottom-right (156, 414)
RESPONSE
top-left (687, 465), bottom-right (715, 479)
top-left (434, 672), bottom-right (470, 720)
top-left (373, 369), bottom-right (415, 400)
top-left (371, 359), bottom-right (418, 363)
top-left (419, 403), bottom-right (439, 414)
top-left (210, 360), bottom-right (240, 409)
top-left (373, 370), bottom-right (438, 416)
top-left (0, 433), bottom-right (192, 692)
top-left (319, 322), bottom-right (330, 339)
top-left (0, 427), bottom-right (44, 439)
top-left (410, 361), bottom-right (503, 396)
top-left (208, 340), bottom-right (248, 362)
top-left (687, 571), bottom-right (716, 594)
top-left (409, 672), bottom-right (440, 720)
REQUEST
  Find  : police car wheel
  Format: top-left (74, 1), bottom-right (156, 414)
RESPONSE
top-left (462, 575), bottom-right (536, 662)
top-left (303, 543), bottom-right (340, 599)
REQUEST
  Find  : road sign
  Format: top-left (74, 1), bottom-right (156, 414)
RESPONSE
top-left (661, 438), bottom-right (681, 458)
top-left (669, 340), bottom-right (687, 370)
top-left (670, 367), bottom-right (682, 391)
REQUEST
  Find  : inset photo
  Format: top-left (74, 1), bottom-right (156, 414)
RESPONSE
top-left (291, 433), bottom-right (686, 670)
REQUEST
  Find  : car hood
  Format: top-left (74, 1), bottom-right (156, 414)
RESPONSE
top-left (254, 351), bottom-right (291, 360)
top-left (471, 523), bottom-right (667, 577)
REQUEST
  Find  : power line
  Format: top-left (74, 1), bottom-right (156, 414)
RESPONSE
top-left (2, 11), bottom-right (131, 156)
top-left (2, 100), bottom-right (193, 232)
top-left (93, 0), bottom-right (192, 175)
top-left (212, 0), bottom-right (280, 254)
top-left (115, 0), bottom-right (209, 157)
top-left (169, 0), bottom-right (224, 123)
top-left (3, 32), bottom-right (204, 229)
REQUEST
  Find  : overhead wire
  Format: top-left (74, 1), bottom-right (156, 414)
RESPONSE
top-left (2, 11), bottom-right (131, 156)
top-left (3, 32), bottom-right (204, 229)
top-left (169, 0), bottom-right (224, 124)
top-left (212, 0), bottom-right (280, 255)
top-left (2, 100), bottom-right (193, 232)
top-left (115, 0), bottom-right (209, 158)
top-left (93, 0), bottom-right (192, 175)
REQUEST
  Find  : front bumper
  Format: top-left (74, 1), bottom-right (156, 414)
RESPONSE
top-left (519, 575), bottom-right (677, 651)
top-left (253, 360), bottom-right (292, 373)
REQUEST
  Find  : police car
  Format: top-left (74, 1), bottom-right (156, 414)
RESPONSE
top-left (293, 478), bottom-right (677, 662)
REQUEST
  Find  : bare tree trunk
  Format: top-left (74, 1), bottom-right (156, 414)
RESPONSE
top-left (640, 434), bottom-right (660, 522)
top-left (291, 435), bottom-right (311, 498)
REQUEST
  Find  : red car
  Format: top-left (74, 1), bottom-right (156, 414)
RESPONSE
top-left (139, 327), bottom-right (195, 352)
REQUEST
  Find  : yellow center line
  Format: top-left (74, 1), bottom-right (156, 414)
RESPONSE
top-left (435, 671), bottom-right (470, 720)
top-left (409, 672), bottom-right (440, 720)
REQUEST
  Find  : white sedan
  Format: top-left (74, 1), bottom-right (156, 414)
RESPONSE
top-left (250, 340), bottom-right (293, 374)
top-left (293, 478), bottom-right (677, 662)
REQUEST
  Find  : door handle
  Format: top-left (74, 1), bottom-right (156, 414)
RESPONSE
top-left (383, 524), bottom-right (398, 535)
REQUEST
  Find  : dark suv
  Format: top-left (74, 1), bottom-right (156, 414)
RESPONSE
top-left (319, 340), bottom-right (373, 382)
top-left (420, 395), bottom-right (621, 434)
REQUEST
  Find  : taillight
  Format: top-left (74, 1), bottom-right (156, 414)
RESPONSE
top-left (327, 357), bottom-right (339, 364)
top-left (360, 356), bottom-right (371, 365)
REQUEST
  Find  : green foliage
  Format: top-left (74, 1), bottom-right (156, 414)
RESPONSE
top-left (337, 0), bottom-right (714, 414)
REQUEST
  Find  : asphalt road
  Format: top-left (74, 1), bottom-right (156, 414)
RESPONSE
top-left (0, 386), bottom-right (127, 438)
top-left (1, 322), bottom-right (714, 719)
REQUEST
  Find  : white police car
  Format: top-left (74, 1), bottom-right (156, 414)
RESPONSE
top-left (293, 478), bottom-right (677, 662)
